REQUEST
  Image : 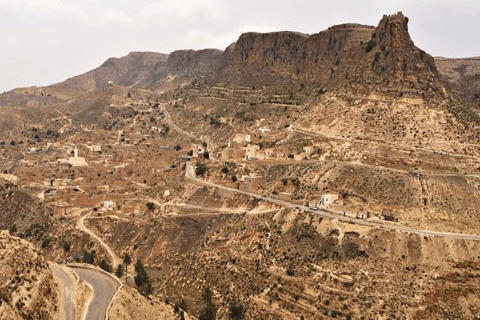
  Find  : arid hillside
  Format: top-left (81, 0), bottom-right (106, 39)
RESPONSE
top-left (436, 56), bottom-right (480, 109)
top-left (0, 231), bottom-right (61, 320)
top-left (1, 10), bottom-right (480, 320)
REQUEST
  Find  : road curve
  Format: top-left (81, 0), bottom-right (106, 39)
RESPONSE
top-left (50, 264), bottom-right (76, 320)
top-left (76, 211), bottom-right (122, 267)
top-left (69, 266), bottom-right (120, 320)
top-left (186, 163), bottom-right (480, 241)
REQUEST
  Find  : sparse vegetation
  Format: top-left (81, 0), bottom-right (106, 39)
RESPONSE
top-left (134, 259), bottom-right (153, 297)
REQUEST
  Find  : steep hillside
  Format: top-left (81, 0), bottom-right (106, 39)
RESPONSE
top-left (436, 57), bottom-right (480, 109)
top-left (0, 231), bottom-right (61, 320)
top-left (54, 51), bottom-right (168, 92)
top-left (216, 12), bottom-right (437, 97)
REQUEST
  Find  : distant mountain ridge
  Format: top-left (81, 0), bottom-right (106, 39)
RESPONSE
top-left (32, 12), bottom-right (437, 99)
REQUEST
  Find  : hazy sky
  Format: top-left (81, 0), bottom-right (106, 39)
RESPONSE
top-left (1, 0), bottom-right (479, 92)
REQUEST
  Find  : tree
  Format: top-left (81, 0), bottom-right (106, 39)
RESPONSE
top-left (221, 166), bottom-right (229, 174)
top-left (232, 175), bottom-right (237, 182)
top-left (123, 253), bottom-right (131, 283)
top-left (199, 286), bottom-right (217, 320)
top-left (146, 202), bottom-right (155, 211)
top-left (134, 259), bottom-right (153, 297)
top-left (202, 286), bottom-right (213, 304)
top-left (115, 264), bottom-right (124, 278)
top-left (178, 298), bottom-right (187, 311)
top-left (202, 141), bottom-right (207, 148)
top-left (174, 144), bottom-right (182, 151)
top-left (228, 301), bottom-right (245, 320)
top-left (203, 151), bottom-right (210, 159)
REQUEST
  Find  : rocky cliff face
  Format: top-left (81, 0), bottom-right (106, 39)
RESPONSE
top-left (219, 12), bottom-right (438, 96)
top-left (167, 49), bottom-right (223, 78)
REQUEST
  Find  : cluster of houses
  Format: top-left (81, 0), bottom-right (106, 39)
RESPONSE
top-left (221, 131), bottom-right (320, 161)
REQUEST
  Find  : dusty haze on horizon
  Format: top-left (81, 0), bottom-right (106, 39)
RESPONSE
top-left (1, 0), bottom-right (479, 92)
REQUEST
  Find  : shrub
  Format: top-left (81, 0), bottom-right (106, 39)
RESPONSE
top-left (99, 259), bottom-right (112, 273)
top-left (232, 175), bottom-right (237, 182)
top-left (228, 301), bottom-right (245, 320)
top-left (196, 163), bottom-right (208, 176)
top-left (62, 242), bottom-right (71, 251)
top-left (288, 154), bottom-right (294, 159)
top-left (203, 151), bottom-right (210, 159)
top-left (41, 238), bottom-right (51, 249)
top-left (82, 250), bottom-right (96, 264)
top-left (365, 39), bottom-right (376, 53)
top-left (373, 52), bottom-right (381, 66)
top-left (286, 266), bottom-right (295, 276)
top-left (146, 202), bottom-right (155, 211)
top-left (221, 166), bottom-right (229, 174)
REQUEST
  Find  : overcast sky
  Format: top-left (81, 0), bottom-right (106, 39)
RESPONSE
top-left (1, 0), bottom-right (479, 92)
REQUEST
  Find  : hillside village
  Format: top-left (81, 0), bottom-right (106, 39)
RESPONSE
top-left (1, 11), bottom-right (480, 320)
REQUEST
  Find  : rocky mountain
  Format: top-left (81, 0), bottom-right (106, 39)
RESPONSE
top-left (23, 12), bottom-right (436, 99)
top-left (220, 12), bottom-right (437, 97)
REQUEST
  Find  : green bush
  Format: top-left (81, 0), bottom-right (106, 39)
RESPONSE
top-left (146, 202), bottom-right (155, 210)
top-left (41, 238), bottom-right (51, 249)
top-left (365, 39), bottom-right (376, 53)
top-left (99, 259), bottom-right (112, 273)
top-left (196, 163), bottom-right (208, 176)
top-left (228, 301), bottom-right (245, 320)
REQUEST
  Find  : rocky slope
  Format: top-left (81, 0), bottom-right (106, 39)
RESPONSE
top-left (54, 51), bottom-right (168, 92)
top-left (0, 231), bottom-right (61, 320)
top-left (436, 56), bottom-right (480, 109)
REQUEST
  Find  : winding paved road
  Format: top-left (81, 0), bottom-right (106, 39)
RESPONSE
top-left (69, 266), bottom-right (120, 320)
top-left (186, 163), bottom-right (480, 241)
top-left (50, 264), bottom-right (75, 320)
